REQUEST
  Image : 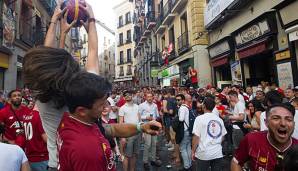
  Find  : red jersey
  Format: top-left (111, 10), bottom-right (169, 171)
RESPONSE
top-left (190, 69), bottom-right (198, 83)
top-left (23, 110), bottom-right (48, 162)
top-left (216, 105), bottom-right (226, 116)
top-left (0, 104), bottom-right (30, 147)
top-left (57, 113), bottom-right (116, 171)
top-left (233, 131), bottom-right (298, 171)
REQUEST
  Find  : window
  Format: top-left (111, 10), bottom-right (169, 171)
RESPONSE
top-left (119, 33), bottom-right (123, 45)
top-left (180, 13), bottom-right (188, 33)
top-left (118, 16), bottom-right (123, 28)
top-left (120, 66), bottom-right (124, 76)
top-left (125, 12), bottom-right (131, 24)
top-left (126, 30), bottom-right (131, 42)
top-left (120, 51), bottom-right (124, 64)
top-left (127, 49), bottom-right (132, 62)
top-left (127, 65), bottom-right (132, 75)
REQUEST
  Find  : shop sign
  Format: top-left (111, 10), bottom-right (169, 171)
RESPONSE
top-left (151, 69), bottom-right (159, 78)
top-left (275, 50), bottom-right (291, 61)
top-left (277, 62), bottom-right (294, 90)
top-left (230, 61), bottom-right (243, 86)
top-left (209, 41), bottom-right (230, 58)
top-left (235, 20), bottom-right (270, 46)
top-left (289, 30), bottom-right (298, 42)
top-left (204, 0), bottom-right (236, 27)
top-left (2, 3), bottom-right (16, 49)
top-left (159, 64), bottom-right (180, 78)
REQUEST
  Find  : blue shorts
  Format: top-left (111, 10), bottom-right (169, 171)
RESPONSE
top-left (163, 115), bottom-right (172, 128)
top-left (30, 161), bottom-right (48, 171)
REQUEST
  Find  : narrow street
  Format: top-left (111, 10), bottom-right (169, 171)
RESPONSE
top-left (117, 135), bottom-right (232, 171)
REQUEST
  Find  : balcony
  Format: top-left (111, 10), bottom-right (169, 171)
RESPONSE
top-left (171, 0), bottom-right (188, 13)
top-left (162, 0), bottom-right (175, 25)
top-left (125, 39), bottom-right (132, 44)
top-left (119, 72), bottom-right (124, 77)
top-left (117, 42), bottom-right (124, 47)
top-left (146, 11), bottom-right (156, 30)
top-left (40, 0), bottom-right (56, 15)
top-left (117, 22), bottom-right (124, 28)
top-left (178, 32), bottom-right (190, 54)
top-left (155, 15), bottom-right (166, 34)
top-left (19, 22), bottom-right (34, 47)
top-left (118, 60), bottom-right (124, 65)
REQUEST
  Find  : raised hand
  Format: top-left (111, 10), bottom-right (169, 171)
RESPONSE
top-left (79, 3), bottom-right (95, 32)
top-left (60, 9), bottom-right (77, 36)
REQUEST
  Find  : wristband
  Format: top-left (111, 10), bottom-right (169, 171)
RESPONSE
top-left (50, 21), bottom-right (57, 25)
top-left (88, 18), bottom-right (96, 23)
top-left (136, 122), bottom-right (144, 133)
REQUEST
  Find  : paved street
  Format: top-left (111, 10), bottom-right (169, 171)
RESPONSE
top-left (116, 135), bottom-right (232, 171)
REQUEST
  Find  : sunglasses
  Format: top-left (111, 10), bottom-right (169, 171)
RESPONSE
top-left (176, 99), bottom-right (182, 101)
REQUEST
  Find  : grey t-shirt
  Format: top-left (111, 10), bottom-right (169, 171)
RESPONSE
top-left (36, 100), bottom-right (68, 168)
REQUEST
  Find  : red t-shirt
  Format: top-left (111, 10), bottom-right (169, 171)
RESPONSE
top-left (233, 131), bottom-right (298, 171)
top-left (216, 105), bottom-right (226, 116)
top-left (23, 110), bottom-right (48, 162)
top-left (57, 113), bottom-right (116, 171)
top-left (190, 69), bottom-right (198, 84)
top-left (0, 104), bottom-right (31, 147)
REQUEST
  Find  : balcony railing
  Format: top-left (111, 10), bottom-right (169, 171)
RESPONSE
top-left (163, 0), bottom-right (173, 18)
top-left (178, 32), bottom-right (189, 54)
top-left (117, 22), bottom-right (124, 28)
top-left (19, 22), bottom-right (34, 46)
top-left (119, 72), bottom-right (124, 76)
top-left (40, 0), bottom-right (56, 15)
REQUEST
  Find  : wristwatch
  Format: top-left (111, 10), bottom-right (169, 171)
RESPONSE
top-left (136, 122), bottom-right (144, 133)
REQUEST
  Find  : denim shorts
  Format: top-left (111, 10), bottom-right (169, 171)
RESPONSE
top-left (30, 161), bottom-right (48, 171)
top-left (124, 135), bottom-right (140, 157)
top-left (163, 115), bottom-right (172, 128)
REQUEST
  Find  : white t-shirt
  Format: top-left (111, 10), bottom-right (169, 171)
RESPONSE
top-left (192, 112), bottom-right (227, 160)
top-left (107, 97), bottom-right (117, 120)
top-left (238, 94), bottom-right (246, 105)
top-left (232, 101), bottom-right (246, 129)
top-left (292, 110), bottom-right (298, 139)
top-left (178, 104), bottom-right (190, 131)
top-left (260, 111), bottom-right (268, 131)
top-left (0, 143), bottom-right (28, 171)
top-left (119, 103), bottom-right (140, 124)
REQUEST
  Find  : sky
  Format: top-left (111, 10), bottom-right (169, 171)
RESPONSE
top-left (86, 0), bottom-right (123, 30)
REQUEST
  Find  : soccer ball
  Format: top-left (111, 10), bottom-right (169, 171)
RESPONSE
top-left (61, 0), bottom-right (89, 27)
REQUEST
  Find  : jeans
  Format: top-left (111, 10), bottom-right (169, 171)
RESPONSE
top-left (196, 158), bottom-right (223, 171)
top-left (30, 161), bottom-right (48, 171)
top-left (232, 129), bottom-right (244, 149)
top-left (143, 133), bottom-right (157, 163)
top-left (180, 131), bottom-right (192, 169)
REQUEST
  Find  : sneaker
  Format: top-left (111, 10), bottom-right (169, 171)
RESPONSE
top-left (151, 160), bottom-right (162, 167)
top-left (144, 163), bottom-right (150, 170)
top-left (166, 164), bottom-right (172, 169)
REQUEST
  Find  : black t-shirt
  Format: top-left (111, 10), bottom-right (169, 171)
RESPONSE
top-left (166, 97), bottom-right (177, 117)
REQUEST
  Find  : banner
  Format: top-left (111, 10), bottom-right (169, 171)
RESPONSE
top-left (2, 3), bottom-right (16, 48)
top-left (230, 61), bottom-right (243, 86)
top-left (277, 62), bottom-right (294, 90)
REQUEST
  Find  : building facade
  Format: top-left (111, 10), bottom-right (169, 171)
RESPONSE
top-left (0, 0), bottom-right (74, 92)
top-left (114, 0), bottom-right (136, 87)
top-left (80, 20), bottom-right (116, 83)
top-left (133, 0), bottom-right (211, 88)
top-left (206, 0), bottom-right (298, 89)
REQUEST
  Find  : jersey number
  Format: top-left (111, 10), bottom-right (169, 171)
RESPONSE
top-left (24, 122), bottom-right (33, 140)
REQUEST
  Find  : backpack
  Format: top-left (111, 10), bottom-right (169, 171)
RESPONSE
top-left (187, 109), bottom-right (198, 135)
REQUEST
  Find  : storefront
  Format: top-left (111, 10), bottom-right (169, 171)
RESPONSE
top-left (232, 12), bottom-right (278, 86)
top-left (158, 64), bottom-right (180, 87)
top-left (0, 51), bottom-right (9, 90)
top-left (279, 0), bottom-right (298, 86)
top-left (207, 36), bottom-right (233, 86)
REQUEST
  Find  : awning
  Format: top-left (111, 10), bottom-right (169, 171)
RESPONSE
top-left (210, 55), bottom-right (228, 67)
top-left (237, 38), bottom-right (268, 59)
top-left (113, 77), bottom-right (133, 82)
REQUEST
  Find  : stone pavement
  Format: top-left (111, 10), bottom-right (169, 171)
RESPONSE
top-left (116, 135), bottom-right (232, 171)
